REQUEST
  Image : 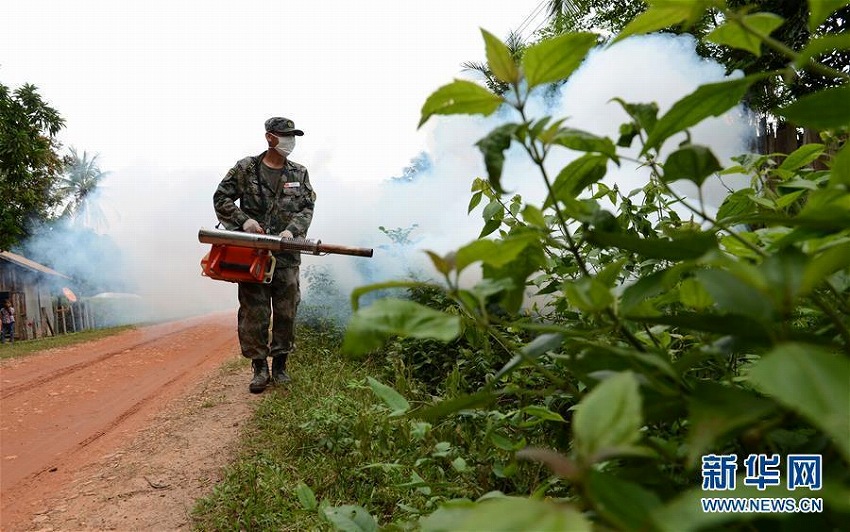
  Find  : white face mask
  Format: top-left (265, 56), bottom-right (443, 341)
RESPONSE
top-left (273, 135), bottom-right (296, 157)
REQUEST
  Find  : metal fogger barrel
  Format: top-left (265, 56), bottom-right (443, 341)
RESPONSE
top-left (198, 227), bottom-right (373, 284)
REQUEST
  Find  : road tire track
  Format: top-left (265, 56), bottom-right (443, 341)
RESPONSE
top-left (0, 323), bottom-right (199, 399)
top-left (0, 313), bottom-right (242, 531)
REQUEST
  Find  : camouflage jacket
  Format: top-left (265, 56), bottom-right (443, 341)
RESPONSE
top-left (213, 153), bottom-right (316, 265)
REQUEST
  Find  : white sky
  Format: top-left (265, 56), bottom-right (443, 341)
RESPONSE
top-left (2, 0), bottom-right (547, 178)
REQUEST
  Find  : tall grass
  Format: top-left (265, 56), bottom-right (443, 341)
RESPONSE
top-left (192, 324), bottom-right (556, 531)
top-left (192, 326), bottom-right (387, 530)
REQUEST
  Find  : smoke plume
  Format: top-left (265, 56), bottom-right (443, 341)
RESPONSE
top-left (22, 33), bottom-right (753, 327)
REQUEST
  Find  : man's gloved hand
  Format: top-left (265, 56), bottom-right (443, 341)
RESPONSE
top-left (242, 219), bottom-right (264, 234)
top-left (279, 230), bottom-right (294, 239)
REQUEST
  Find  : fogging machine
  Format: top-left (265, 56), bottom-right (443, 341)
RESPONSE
top-left (199, 227), bottom-right (373, 284)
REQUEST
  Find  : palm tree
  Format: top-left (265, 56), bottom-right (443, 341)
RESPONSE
top-left (57, 148), bottom-right (110, 230)
top-left (461, 31), bottom-right (528, 95)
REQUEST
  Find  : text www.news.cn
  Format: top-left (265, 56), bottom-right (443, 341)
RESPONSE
top-left (701, 497), bottom-right (823, 513)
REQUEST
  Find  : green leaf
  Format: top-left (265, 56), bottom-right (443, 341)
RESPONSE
top-left (686, 382), bottom-right (776, 466)
top-left (573, 371), bottom-right (643, 462)
top-left (479, 218), bottom-right (502, 238)
top-left (597, 257), bottom-right (627, 287)
top-left (546, 154), bottom-right (608, 206)
top-left (451, 457), bottom-right (468, 472)
top-left (419, 79), bottom-right (503, 128)
top-left (587, 230), bottom-right (717, 260)
top-left (695, 269), bottom-right (773, 322)
top-left (795, 188), bottom-right (850, 230)
top-left (425, 250), bottom-right (453, 277)
top-left (832, 140), bottom-right (850, 186)
top-left (468, 277), bottom-right (515, 303)
top-left (748, 343), bottom-right (850, 462)
top-left (551, 127), bottom-right (618, 159)
top-left (415, 390), bottom-right (505, 421)
top-left (481, 240), bottom-right (547, 314)
top-left (494, 333), bottom-right (565, 381)
top-left (577, 341), bottom-right (679, 380)
top-left (522, 32), bottom-right (597, 89)
top-left (455, 234), bottom-right (536, 273)
top-left (476, 123), bottom-right (519, 195)
top-left (779, 143), bottom-right (825, 171)
top-left (522, 405), bottom-right (566, 424)
top-left (777, 178), bottom-right (818, 192)
top-left (367, 377), bottom-right (410, 416)
top-left (295, 482), bottom-right (318, 511)
top-left (470, 177), bottom-right (488, 192)
top-left (564, 277), bottom-right (613, 312)
top-left (759, 248), bottom-right (807, 311)
top-left (706, 13), bottom-right (783, 56)
top-left (490, 431), bottom-right (525, 451)
top-left (809, 0), bottom-right (850, 30)
top-left (614, 0), bottom-right (705, 43)
top-left (537, 117), bottom-right (568, 144)
top-left (421, 497), bottom-right (591, 532)
top-left (611, 98), bottom-right (659, 134)
top-left (481, 29), bottom-right (519, 84)
top-left (748, 193), bottom-right (778, 210)
top-left (323, 505), bottom-right (378, 532)
top-left (586, 470), bottom-right (661, 531)
top-left (800, 242), bottom-right (850, 295)
top-left (662, 144), bottom-right (722, 187)
top-left (643, 76), bottom-right (758, 154)
top-left (631, 312), bottom-right (772, 341)
top-left (521, 204), bottom-right (547, 227)
top-left (342, 299), bottom-right (461, 356)
top-left (718, 233), bottom-right (761, 261)
top-left (779, 85), bottom-right (850, 130)
top-left (467, 190), bottom-right (483, 214)
top-left (350, 280), bottom-right (431, 311)
top-left (620, 266), bottom-right (685, 315)
top-left (482, 198), bottom-right (503, 221)
top-left (678, 278), bottom-right (713, 310)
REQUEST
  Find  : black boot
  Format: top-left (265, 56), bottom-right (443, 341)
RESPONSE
top-left (249, 359), bottom-right (270, 393)
top-left (271, 356), bottom-right (291, 384)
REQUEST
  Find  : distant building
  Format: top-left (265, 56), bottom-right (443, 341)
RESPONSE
top-left (0, 251), bottom-right (70, 340)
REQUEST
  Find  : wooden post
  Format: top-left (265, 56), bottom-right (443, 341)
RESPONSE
top-left (42, 307), bottom-right (54, 336)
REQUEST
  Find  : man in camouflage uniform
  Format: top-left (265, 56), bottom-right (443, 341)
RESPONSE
top-left (213, 117), bottom-right (316, 393)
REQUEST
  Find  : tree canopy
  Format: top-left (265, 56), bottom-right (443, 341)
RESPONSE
top-left (0, 82), bottom-right (65, 250)
top-left (540, 0), bottom-right (850, 114)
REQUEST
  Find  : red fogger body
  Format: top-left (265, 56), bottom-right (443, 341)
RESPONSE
top-left (198, 227), bottom-right (373, 284)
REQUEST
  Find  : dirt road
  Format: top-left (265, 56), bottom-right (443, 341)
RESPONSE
top-left (0, 313), bottom-right (256, 531)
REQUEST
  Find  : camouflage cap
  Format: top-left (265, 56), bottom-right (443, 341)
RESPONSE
top-left (264, 117), bottom-right (304, 136)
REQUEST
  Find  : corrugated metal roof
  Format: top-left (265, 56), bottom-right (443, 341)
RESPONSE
top-left (0, 251), bottom-right (71, 279)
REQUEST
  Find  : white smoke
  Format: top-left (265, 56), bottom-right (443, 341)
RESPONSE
top-left (25, 33), bottom-right (753, 325)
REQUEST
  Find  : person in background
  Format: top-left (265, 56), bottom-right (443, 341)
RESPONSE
top-left (1, 299), bottom-right (15, 344)
top-left (213, 117), bottom-right (316, 393)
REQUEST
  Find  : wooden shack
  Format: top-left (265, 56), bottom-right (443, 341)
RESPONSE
top-left (0, 251), bottom-right (70, 340)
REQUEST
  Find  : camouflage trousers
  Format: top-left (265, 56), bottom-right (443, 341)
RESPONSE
top-left (237, 265), bottom-right (300, 363)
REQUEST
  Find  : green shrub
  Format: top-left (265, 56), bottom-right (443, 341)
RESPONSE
top-left (341, 2), bottom-right (850, 530)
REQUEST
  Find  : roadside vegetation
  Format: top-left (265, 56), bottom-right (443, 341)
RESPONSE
top-left (195, 1), bottom-right (848, 530)
top-left (193, 322), bottom-right (573, 531)
top-left (192, 326), bottom-right (412, 530)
